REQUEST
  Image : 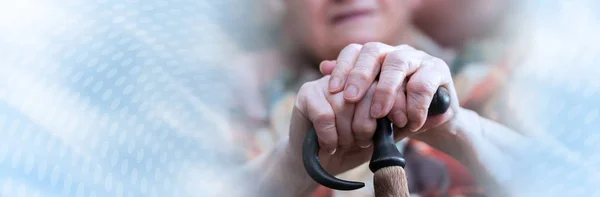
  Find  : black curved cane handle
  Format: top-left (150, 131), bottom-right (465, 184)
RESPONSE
top-left (302, 87), bottom-right (451, 191)
top-left (302, 127), bottom-right (366, 190)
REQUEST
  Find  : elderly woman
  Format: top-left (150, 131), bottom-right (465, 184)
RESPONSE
top-left (228, 0), bottom-right (526, 197)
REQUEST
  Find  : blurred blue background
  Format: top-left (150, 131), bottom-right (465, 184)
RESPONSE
top-left (0, 1), bottom-right (252, 196)
top-left (504, 1), bottom-right (600, 196)
top-left (0, 0), bottom-right (599, 197)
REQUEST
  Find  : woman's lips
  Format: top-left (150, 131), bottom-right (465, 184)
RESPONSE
top-left (330, 9), bottom-right (375, 25)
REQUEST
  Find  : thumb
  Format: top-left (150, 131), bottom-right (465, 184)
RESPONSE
top-left (319, 60), bottom-right (337, 75)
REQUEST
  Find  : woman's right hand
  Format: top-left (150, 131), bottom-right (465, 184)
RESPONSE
top-left (288, 75), bottom-right (380, 176)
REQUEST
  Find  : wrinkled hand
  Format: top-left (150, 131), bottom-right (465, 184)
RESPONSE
top-left (320, 43), bottom-right (461, 136)
top-left (288, 42), bottom-right (461, 176)
top-left (289, 75), bottom-right (379, 175)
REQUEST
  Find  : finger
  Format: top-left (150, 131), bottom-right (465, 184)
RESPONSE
top-left (296, 79), bottom-right (339, 155)
top-left (319, 60), bottom-right (337, 75)
top-left (308, 96), bottom-right (339, 155)
top-left (387, 79), bottom-right (408, 129)
top-left (344, 42), bottom-right (395, 102)
top-left (370, 48), bottom-right (420, 118)
top-left (406, 58), bottom-right (452, 132)
top-left (326, 90), bottom-right (356, 149)
top-left (352, 82), bottom-right (378, 148)
top-left (393, 126), bottom-right (414, 142)
top-left (329, 44), bottom-right (362, 93)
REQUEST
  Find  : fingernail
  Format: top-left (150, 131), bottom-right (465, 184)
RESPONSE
top-left (358, 141), bottom-right (372, 149)
top-left (329, 148), bottom-right (337, 155)
top-left (371, 103), bottom-right (382, 118)
top-left (345, 85), bottom-right (359, 99)
top-left (409, 124), bottom-right (419, 132)
top-left (392, 112), bottom-right (408, 128)
top-left (329, 77), bottom-right (341, 90)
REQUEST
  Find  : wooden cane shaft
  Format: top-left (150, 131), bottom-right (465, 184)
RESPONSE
top-left (373, 166), bottom-right (410, 197)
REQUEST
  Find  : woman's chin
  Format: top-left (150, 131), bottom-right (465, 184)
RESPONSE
top-left (331, 35), bottom-right (384, 49)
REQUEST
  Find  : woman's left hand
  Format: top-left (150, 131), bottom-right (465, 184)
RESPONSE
top-left (319, 42), bottom-right (461, 138)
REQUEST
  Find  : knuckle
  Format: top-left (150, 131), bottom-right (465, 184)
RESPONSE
top-left (389, 48), bottom-right (409, 58)
top-left (426, 57), bottom-right (448, 68)
top-left (296, 82), bottom-right (318, 109)
top-left (385, 51), bottom-right (410, 71)
top-left (298, 82), bottom-right (313, 95)
top-left (333, 59), bottom-right (352, 73)
top-left (419, 61), bottom-right (436, 72)
top-left (336, 58), bottom-right (351, 67)
top-left (349, 68), bottom-right (370, 82)
top-left (408, 93), bottom-right (429, 116)
top-left (376, 83), bottom-right (396, 97)
top-left (309, 79), bottom-right (322, 87)
top-left (407, 80), bottom-right (436, 96)
top-left (361, 42), bottom-right (383, 58)
top-left (300, 80), bottom-right (313, 88)
top-left (330, 69), bottom-right (344, 78)
top-left (423, 58), bottom-right (451, 75)
top-left (313, 112), bottom-right (335, 126)
top-left (353, 121), bottom-right (375, 139)
top-left (436, 60), bottom-right (451, 74)
top-left (314, 123), bottom-right (337, 145)
top-left (363, 42), bottom-right (382, 50)
top-left (415, 50), bottom-right (429, 57)
top-left (344, 43), bottom-right (363, 52)
top-left (431, 57), bottom-right (446, 65)
top-left (395, 44), bottom-right (413, 51)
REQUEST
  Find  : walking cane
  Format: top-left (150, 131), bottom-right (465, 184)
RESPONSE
top-left (302, 87), bottom-right (451, 197)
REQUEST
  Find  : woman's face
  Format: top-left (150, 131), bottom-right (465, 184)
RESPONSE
top-left (285, 0), bottom-right (417, 61)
